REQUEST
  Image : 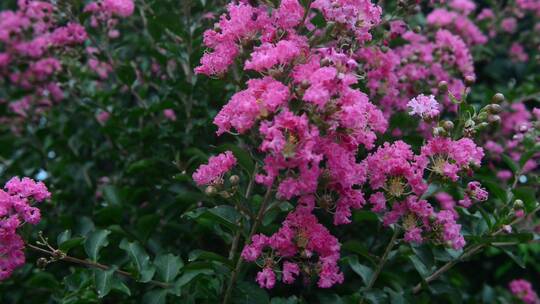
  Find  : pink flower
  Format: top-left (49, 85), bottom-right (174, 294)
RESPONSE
top-left (509, 279), bottom-right (540, 304)
top-left (256, 267), bottom-right (276, 289)
top-left (363, 141), bottom-right (426, 197)
top-left (369, 192), bottom-right (387, 212)
top-left (407, 94), bottom-right (440, 119)
top-left (282, 261), bottom-right (300, 284)
top-left (192, 151), bottom-right (237, 186)
top-left (477, 8), bottom-right (494, 20)
top-left (497, 170), bottom-right (513, 182)
top-left (244, 36), bottom-right (308, 72)
top-left (163, 109), bottom-right (176, 121)
top-left (418, 137), bottom-right (484, 181)
top-left (242, 207), bottom-right (343, 288)
top-left (436, 210), bottom-right (465, 249)
top-left (1, 177), bottom-right (50, 281)
top-left (501, 18), bottom-right (517, 33)
top-left (103, 0), bottom-right (135, 17)
top-left (214, 77), bottom-right (290, 135)
top-left (510, 43), bottom-right (529, 62)
top-left (449, 0), bottom-right (476, 15)
top-left (96, 111), bottom-right (111, 124)
top-left (311, 0), bottom-right (382, 42)
top-left (466, 181), bottom-right (488, 201)
top-left (404, 227), bottom-right (423, 243)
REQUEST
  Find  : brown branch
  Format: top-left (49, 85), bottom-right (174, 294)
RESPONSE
top-left (27, 244), bottom-right (170, 289)
top-left (222, 184), bottom-right (274, 304)
top-left (412, 205), bottom-right (540, 294)
top-left (359, 228), bottom-right (400, 304)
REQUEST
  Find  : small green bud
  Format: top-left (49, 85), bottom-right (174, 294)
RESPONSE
top-left (438, 81), bottom-right (448, 92)
top-left (488, 115), bottom-right (501, 124)
top-left (442, 120), bottom-right (454, 131)
top-left (491, 93), bottom-right (505, 103)
top-left (488, 104), bottom-right (502, 114)
top-left (205, 185), bottom-right (217, 196)
top-left (229, 175), bottom-right (240, 185)
top-left (464, 75), bottom-right (475, 86)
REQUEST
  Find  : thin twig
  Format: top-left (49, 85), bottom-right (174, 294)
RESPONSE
top-left (27, 244), bottom-right (170, 289)
top-left (412, 205), bottom-right (540, 294)
top-left (222, 184), bottom-right (274, 304)
top-left (228, 163), bottom-right (259, 260)
top-left (359, 228), bottom-right (400, 304)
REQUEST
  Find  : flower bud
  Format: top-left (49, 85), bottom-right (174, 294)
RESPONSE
top-left (205, 185), bottom-right (217, 196)
top-left (518, 124), bottom-right (529, 133)
top-left (488, 115), bottom-right (501, 124)
top-left (438, 81), bottom-right (448, 92)
top-left (36, 257), bottom-right (49, 269)
top-left (442, 120), bottom-right (454, 131)
top-left (488, 103), bottom-right (502, 114)
top-left (464, 119), bottom-right (475, 129)
top-left (433, 127), bottom-right (445, 136)
top-left (491, 93), bottom-right (505, 103)
top-left (476, 122), bottom-right (489, 130)
top-left (464, 75), bottom-right (475, 86)
top-left (320, 58), bottom-right (332, 67)
top-left (514, 199), bottom-right (524, 209)
top-left (477, 112), bottom-right (488, 121)
top-left (229, 175), bottom-right (240, 185)
top-left (413, 25), bottom-right (421, 33)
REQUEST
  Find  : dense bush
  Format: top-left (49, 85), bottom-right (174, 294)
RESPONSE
top-left (0, 0), bottom-right (539, 303)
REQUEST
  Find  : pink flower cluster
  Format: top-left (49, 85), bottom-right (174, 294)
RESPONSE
top-left (362, 139), bottom-right (485, 249)
top-left (242, 204), bottom-right (343, 288)
top-left (509, 279), bottom-right (540, 304)
top-left (0, 177), bottom-right (50, 280)
top-left (357, 28), bottom-right (474, 116)
top-left (195, 0), bottom-right (489, 289)
top-left (426, 0), bottom-right (487, 46)
top-left (0, 1), bottom-right (87, 120)
top-left (192, 151), bottom-right (237, 186)
top-left (84, 0), bottom-right (135, 38)
top-left (407, 94), bottom-right (440, 119)
top-left (485, 103), bottom-right (539, 183)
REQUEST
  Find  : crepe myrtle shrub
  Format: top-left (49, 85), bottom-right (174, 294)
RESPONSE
top-left (0, 0), bottom-right (539, 303)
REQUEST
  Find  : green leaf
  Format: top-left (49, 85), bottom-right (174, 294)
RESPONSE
top-left (57, 230), bottom-right (72, 246)
top-left (59, 237), bottom-right (86, 253)
top-left (467, 233), bottom-right (533, 245)
top-left (347, 255), bottom-right (373, 285)
top-left (188, 249), bottom-right (233, 268)
top-left (94, 268), bottom-right (115, 298)
top-left (501, 154), bottom-right (519, 173)
top-left (270, 296), bottom-right (299, 304)
top-left (142, 290), bottom-right (167, 304)
top-left (117, 64), bottom-right (136, 86)
top-left (519, 145), bottom-right (540, 168)
top-left (155, 253), bottom-right (184, 283)
top-left (119, 239), bottom-right (156, 282)
top-left (513, 187), bottom-right (539, 213)
top-left (501, 247), bottom-right (527, 268)
top-left (102, 185), bottom-right (122, 206)
top-left (172, 268), bottom-right (214, 294)
top-left (84, 229), bottom-right (111, 261)
top-left (216, 143), bottom-right (254, 173)
top-left (409, 255), bottom-right (430, 279)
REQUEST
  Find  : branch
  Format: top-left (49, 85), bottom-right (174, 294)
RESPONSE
top-left (412, 205), bottom-right (540, 294)
top-left (222, 184), bottom-right (274, 304)
top-left (27, 244), bottom-right (170, 289)
top-left (359, 228), bottom-right (400, 304)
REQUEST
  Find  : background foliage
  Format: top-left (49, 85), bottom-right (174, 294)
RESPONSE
top-left (0, 0), bottom-right (538, 303)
